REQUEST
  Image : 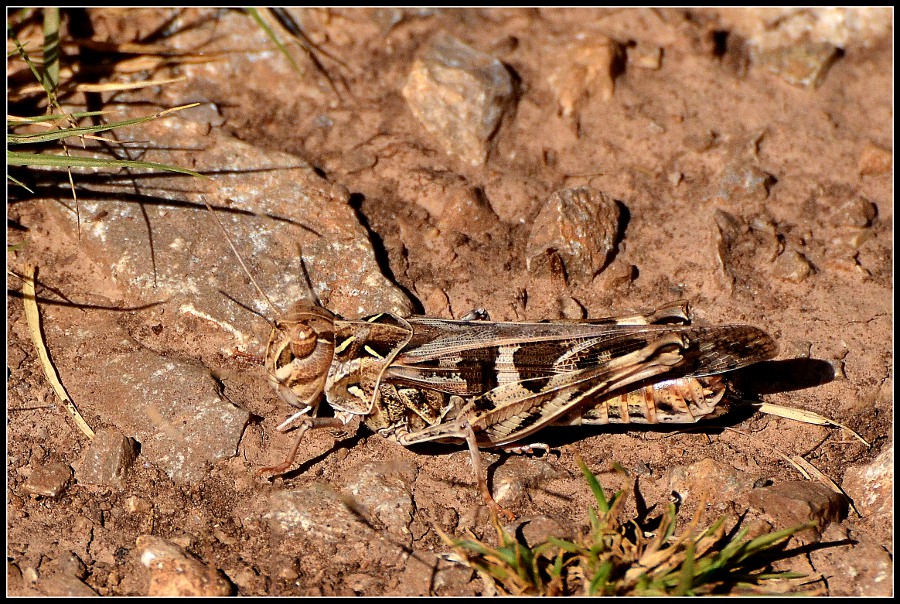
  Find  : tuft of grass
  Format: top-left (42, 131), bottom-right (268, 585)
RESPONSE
top-left (7, 9), bottom-right (203, 208)
top-left (244, 7), bottom-right (342, 98)
top-left (439, 457), bottom-right (811, 596)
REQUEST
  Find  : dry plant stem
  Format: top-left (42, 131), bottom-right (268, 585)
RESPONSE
top-left (20, 265), bottom-right (95, 439)
top-left (753, 402), bottom-right (869, 446)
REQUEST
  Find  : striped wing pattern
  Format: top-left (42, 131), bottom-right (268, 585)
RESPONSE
top-left (385, 318), bottom-right (776, 446)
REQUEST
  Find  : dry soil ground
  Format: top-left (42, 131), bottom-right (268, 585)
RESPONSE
top-left (7, 8), bottom-right (892, 596)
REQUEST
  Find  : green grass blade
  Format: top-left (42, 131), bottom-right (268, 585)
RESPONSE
top-left (447, 537), bottom-right (496, 559)
top-left (673, 540), bottom-right (696, 596)
top-left (711, 526), bottom-right (750, 567)
top-left (8, 29), bottom-right (47, 92)
top-left (245, 7), bottom-right (305, 77)
top-left (42, 8), bottom-right (60, 93)
top-left (493, 544), bottom-right (524, 568)
top-left (437, 460), bottom-right (809, 596)
top-left (8, 150), bottom-right (204, 177)
top-left (550, 550), bottom-right (567, 576)
top-left (576, 456), bottom-right (609, 514)
top-left (8, 104), bottom-right (199, 145)
top-left (8, 239), bottom-right (29, 252)
top-left (8, 174), bottom-right (35, 193)
top-left (588, 559), bottom-right (614, 595)
top-left (752, 571), bottom-right (807, 581)
top-left (733, 523), bottom-right (813, 564)
top-left (8, 110), bottom-right (109, 127)
top-left (546, 536), bottom-right (581, 554)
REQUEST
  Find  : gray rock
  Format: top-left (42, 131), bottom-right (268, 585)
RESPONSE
top-left (808, 533), bottom-right (893, 596)
top-left (511, 515), bottom-right (574, 549)
top-left (772, 249), bottom-right (814, 283)
top-left (262, 484), bottom-right (407, 568)
top-left (493, 456), bottom-right (558, 508)
top-left (403, 33), bottom-right (514, 166)
top-left (526, 186), bottom-right (621, 284)
top-left (39, 118), bottom-right (415, 480)
top-left (36, 573), bottom-right (98, 597)
top-left (829, 197), bottom-right (877, 229)
top-left (75, 428), bottom-right (139, 488)
top-left (754, 41), bottom-right (839, 87)
top-left (749, 480), bottom-right (847, 541)
top-left (712, 161), bottom-right (775, 204)
top-left (842, 443), bottom-right (892, 518)
top-left (668, 457), bottom-right (755, 508)
top-left (345, 461), bottom-right (417, 538)
top-left (47, 551), bottom-right (88, 580)
top-left (44, 313), bottom-right (249, 484)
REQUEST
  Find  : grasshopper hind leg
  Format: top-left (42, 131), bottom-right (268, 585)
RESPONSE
top-left (459, 419), bottom-right (516, 521)
top-left (394, 416), bottom-right (515, 520)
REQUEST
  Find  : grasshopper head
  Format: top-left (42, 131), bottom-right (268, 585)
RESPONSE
top-left (265, 301), bottom-right (336, 411)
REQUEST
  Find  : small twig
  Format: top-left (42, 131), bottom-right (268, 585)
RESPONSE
top-left (20, 265), bottom-right (95, 439)
top-left (752, 402), bottom-right (869, 447)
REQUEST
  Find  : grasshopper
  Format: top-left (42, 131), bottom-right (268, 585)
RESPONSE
top-left (260, 297), bottom-right (777, 515)
top-left (203, 202), bottom-right (776, 514)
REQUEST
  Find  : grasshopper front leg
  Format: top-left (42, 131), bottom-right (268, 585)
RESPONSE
top-left (258, 412), bottom-right (355, 477)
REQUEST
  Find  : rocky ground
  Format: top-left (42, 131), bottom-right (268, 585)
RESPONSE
top-left (7, 8), bottom-right (892, 596)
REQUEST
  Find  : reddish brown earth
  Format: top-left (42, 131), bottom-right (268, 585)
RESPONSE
top-left (7, 8), bottom-right (892, 596)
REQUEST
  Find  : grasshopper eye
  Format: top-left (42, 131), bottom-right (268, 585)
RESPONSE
top-left (290, 325), bottom-right (318, 359)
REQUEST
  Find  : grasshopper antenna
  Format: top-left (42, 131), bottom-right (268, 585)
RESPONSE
top-left (203, 200), bottom-right (281, 321)
top-left (295, 242), bottom-right (324, 307)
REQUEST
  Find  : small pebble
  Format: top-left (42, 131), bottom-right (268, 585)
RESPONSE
top-left (559, 296), bottom-right (586, 320)
top-left (713, 161), bottom-right (774, 204)
top-left (628, 44), bottom-right (662, 70)
top-left (75, 428), bottom-right (138, 488)
top-left (526, 186), bottom-right (621, 284)
top-left (829, 197), bottom-right (877, 229)
top-left (137, 535), bottom-right (232, 596)
top-left (858, 143), bottom-right (892, 176)
top-left (772, 250), bottom-right (813, 283)
top-left (548, 38), bottom-right (620, 116)
top-left (125, 495), bottom-right (152, 515)
top-left (754, 40), bottom-right (839, 87)
top-left (23, 461), bottom-right (73, 498)
top-left (403, 33), bottom-right (514, 166)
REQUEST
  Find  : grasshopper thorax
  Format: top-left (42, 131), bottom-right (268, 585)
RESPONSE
top-left (265, 301), bottom-right (336, 410)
